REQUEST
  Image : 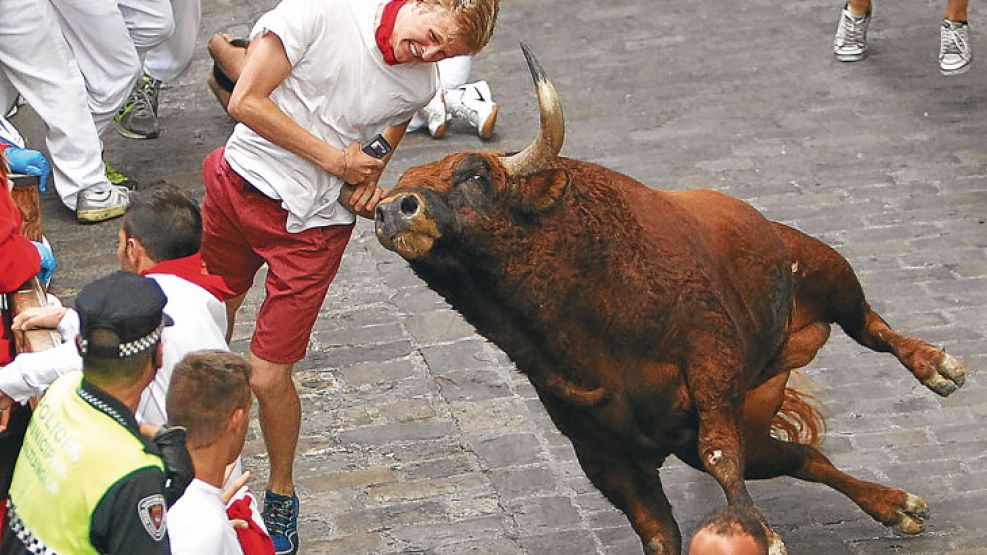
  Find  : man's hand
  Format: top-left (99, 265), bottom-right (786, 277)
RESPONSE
top-left (221, 470), bottom-right (252, 529)
top-left (339, 182), bottom-right (386, 219)
top-left (336, 142), bottom-right (384, 186)
top-left (0, 391), bottom-right (13, 433)
top-left (12, 305), bottom-right (67, 331)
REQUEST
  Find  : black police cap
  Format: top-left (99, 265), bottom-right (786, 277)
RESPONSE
top-left (76, 271), bottom-right (173, 358)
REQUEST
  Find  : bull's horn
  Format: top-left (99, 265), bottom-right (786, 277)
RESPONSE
top-left (499, 43), bottom-right (565, 178)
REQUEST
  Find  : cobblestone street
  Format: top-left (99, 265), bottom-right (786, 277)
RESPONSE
top-left (13, 0), bottom-right (987, 552)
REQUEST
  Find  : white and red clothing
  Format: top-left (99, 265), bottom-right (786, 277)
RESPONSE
top-left (0, 254), bottom-right (230, 427)
top-left (222, 0), bottom-right (439, 232)
top-left (204, 0), bottom-right (437, 364)
top-left (167, 479), bottom-right (243, 555)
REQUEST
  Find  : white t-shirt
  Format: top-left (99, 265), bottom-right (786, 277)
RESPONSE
top-left (224, 0), bottom-right (439, 233)
top-left (168, 479), bottom-right (243, 555)
top-left (137, 273), bottom-right (230, 427)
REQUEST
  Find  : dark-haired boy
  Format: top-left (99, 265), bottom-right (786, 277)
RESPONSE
top-left (1, 186), bottom-right (231, 427)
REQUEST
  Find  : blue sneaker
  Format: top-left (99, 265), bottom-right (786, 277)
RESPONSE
top-left (262, 490), bottom-right (299, 555)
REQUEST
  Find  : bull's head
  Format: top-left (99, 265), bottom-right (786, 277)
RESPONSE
top-left (376, 43), bottom-right (567, 260)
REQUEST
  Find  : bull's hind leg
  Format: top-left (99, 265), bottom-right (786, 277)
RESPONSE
top-left (742, 375), bottom-right (930, 534)
top-left (773, 223), bottom-right (966, 396)
top-left (571, 443), bottom-right (681, 555)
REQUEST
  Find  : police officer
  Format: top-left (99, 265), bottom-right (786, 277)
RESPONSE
top-left (1, 271), bottom-right (188, 554)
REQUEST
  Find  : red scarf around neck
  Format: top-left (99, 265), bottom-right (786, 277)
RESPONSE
top-left (140, 252), bottom-right (235, 301)
top-left (376, 0), bottom-right (407, 65)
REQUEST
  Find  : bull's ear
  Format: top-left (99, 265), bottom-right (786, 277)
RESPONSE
top-left (518, 168), bottom-right (570, 213)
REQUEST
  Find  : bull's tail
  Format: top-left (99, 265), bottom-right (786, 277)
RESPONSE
top-left (771, 380), bottom-right (826, 446)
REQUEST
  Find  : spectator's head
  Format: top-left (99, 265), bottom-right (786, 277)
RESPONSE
top-left (76, 271), bottom-right (172, 392)
top-left (392, 0), bottom-right (499, 63)
top-left (166, 351), bottom-right (252, 465)
top-left (118, 186), bottom-right (201, 272)
top-left (688, 506), bottom-right (769, 555)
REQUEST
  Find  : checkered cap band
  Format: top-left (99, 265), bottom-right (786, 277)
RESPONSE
top-left (79, 319), bottom-right (165, 358)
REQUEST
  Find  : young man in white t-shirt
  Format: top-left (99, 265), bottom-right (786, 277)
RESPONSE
top-left (165, 350), bottom-right (263, 555)
top-left (199, 1), bottom-right (499, 553)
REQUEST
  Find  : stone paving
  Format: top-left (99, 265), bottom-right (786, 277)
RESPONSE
top-left (11, 0), bottom-right (987, 552)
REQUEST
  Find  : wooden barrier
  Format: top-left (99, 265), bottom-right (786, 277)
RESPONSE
top-left (6, 173), bottom-right (59, 356)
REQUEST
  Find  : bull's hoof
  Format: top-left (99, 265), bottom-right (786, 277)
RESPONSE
top-left (923, 353), bottom-right (966, 397)
top-left (644, 537), bottom-right (670, 555)
top-left (765, 527), bottom-right (788, 555)
top-left (887, 492), bottom-right (929, 535)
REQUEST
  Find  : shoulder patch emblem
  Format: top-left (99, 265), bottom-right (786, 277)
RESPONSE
top-left (137, 494), bottom-right (167, 541)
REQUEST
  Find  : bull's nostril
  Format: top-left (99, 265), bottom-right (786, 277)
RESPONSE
top-left (400, 195), bottom-right (420, 217)
top-left (375, 205), bottom-right (386, 222)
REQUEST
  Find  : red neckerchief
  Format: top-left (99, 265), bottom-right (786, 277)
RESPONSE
top-left (226, 497), bottom-right (275, 555)
top-left (140, 252), bottom-right (234, 301)
top-left (375, 0), bottom-right (407, 65)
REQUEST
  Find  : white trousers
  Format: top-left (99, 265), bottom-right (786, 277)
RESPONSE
top-left (52, 0), bottom-right (174, 135)
top-left (437, 55), bottom-right (473, 90)
top-left (145, 0), bottom-right (201, 83)
top-left (0, 0), bottom-right (110, 209)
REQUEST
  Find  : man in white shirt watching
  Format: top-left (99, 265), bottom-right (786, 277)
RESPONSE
top-left (199, 1), bottom-right (499, 552)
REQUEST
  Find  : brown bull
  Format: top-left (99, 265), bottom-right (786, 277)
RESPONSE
top-left (374, 44), bottom-right (967, 554)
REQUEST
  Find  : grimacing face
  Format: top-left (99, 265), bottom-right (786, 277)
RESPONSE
top-left (391, 2), bottom-right (470, 64)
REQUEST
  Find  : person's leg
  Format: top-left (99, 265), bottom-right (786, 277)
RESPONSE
top-left (50, 0), bottom-right (142, 136)
top-left (439, 55), bottom-right (472, 90)
top-left (0, 0), bottom-right (115, 212)
top-left (112, 0), bottom-right (175, 139)
top-left (940, 0), bottom-right (972, 75)
top-left (833, 0), bottom-right (873, 61)
top-left (144, 0), bottom-right (200, 83)
top-left (846, 0), bottom-right (871, 16)
top-left (945, 0), bottom-right (969, 21)
top-left (249, 355), bottom-right (299, 495)
top-left (250, 221), bottom-right (354, 555)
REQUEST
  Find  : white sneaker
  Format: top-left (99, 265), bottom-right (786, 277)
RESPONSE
top-left (448, 81), bottom-right (498, 140)
top-left (833, 7), bottom-right (871, 62)
top-left (940, 19), bottom-right (973, 75)
top-left (422, 90), bottom-right (447, 139)
top-left (76, 185), bottom-right (130, 223)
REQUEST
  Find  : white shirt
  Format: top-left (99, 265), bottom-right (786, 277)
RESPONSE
top-left (0, 274), bottom-right (228, 427)
top-left (224, 0), bottom-right (439, 233)
top-left (168, 479), bottom-right (243, 555)
top-left (137, 273), bottom-right (229, 427)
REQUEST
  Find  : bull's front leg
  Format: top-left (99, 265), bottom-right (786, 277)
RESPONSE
top-left (685, 339), bottom-right (787, 555)
top-left (571, 441), bottom-right (680, 555)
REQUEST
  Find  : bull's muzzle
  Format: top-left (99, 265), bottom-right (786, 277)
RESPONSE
top-left (375, 192), bottom-right (439, 260)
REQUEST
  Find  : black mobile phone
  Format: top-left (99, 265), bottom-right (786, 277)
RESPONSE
top-left (362, 134), bottom-right (392, 159)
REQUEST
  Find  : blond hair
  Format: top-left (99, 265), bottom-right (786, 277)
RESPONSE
top-left (427, 0), bottom-right (499, 53)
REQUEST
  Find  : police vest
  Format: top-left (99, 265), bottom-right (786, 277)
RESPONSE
top-left (8, 371), bottom-right (164, 554)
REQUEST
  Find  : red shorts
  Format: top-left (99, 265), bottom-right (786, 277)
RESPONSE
top-left (201, 147), bottom-right (353, 364)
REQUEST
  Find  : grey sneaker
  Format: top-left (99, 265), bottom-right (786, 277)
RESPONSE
top-left (115, 75), bottom-right (161, 139)
top-left (834, 7), bottom-right (871, 62)
top-left (940, 19), bottom-right (973, 75)
top-left (76, 185), bottom-right (130, 223)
